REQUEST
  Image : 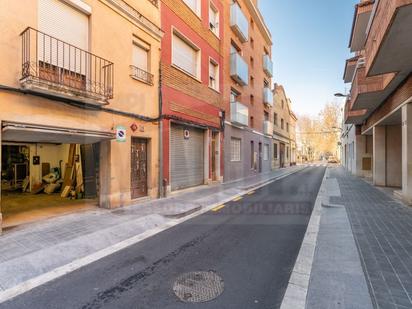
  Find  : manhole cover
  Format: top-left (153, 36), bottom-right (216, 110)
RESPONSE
top-left (173, 271), bottom-right (224, 303)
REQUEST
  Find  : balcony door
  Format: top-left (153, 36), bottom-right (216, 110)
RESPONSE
top-left (37, 0), bottom-right (89, 89)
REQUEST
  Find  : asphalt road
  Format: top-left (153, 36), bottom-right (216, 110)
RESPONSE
top-left (1, 166), bottom-right (326, 309)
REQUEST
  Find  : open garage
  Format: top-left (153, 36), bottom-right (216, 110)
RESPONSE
top-left (1, 122), bottom-right (114, 228)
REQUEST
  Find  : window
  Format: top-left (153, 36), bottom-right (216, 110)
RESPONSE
top-left (172, 31), bottom-right (200, 78)
top-left (250, 18), bottom-right (255, 30)
top-left (264, 111), bottom-right (269, 121)
top-left (209, 3), bottom-right (219, 36)
top-left (281, 100), bottom-right (285, 109)
top-left (286, 123), bottom-right (289, 132)
top-left (286, 146), bottom-right (289, 159)
top-left (273, 143), bottom-right (278, 159)
top-left (250, 56), bottom-right (254, 68)
top-left (264, 79), bottom-right (269, 87)
top-left (264, 144), bottom-right (269, 160)
top-left (250, 116), bottom-right (254, 128)
top-left (131, 38), bottom-right (153, 84)
top-left (250, 94), bottom-right (254, 105)
top-left (250, 37), bottom-right (254, 49)
top-left (132, 41), bottom-right (149, 72)
top-left (183, 0), bottom-right (201, 16)
top-left (281, 118), bottom-right (284, 130)
top-left (250, 76), bottom-right (254, 87)
top-left (209, 59), bottom-right (219, 91)
top-left (274, 113), bottom-right (278, 126)
top-left (230, 89), bottom-right (239, 102)
top-left (230, 138), bottom-right (241, 162)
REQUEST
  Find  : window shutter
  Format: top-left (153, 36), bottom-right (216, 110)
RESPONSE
top-left (173, 33), bottom-right (198, 77)
top-left (133, 44), bottom-right (148, 71)
top-left (38, 0), bottom-right (88, 72)
top-left (38, 0), bottom-right (88, 50)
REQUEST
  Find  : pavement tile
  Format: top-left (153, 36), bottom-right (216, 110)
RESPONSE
top-left (330, 168), bottom-right (412, 309)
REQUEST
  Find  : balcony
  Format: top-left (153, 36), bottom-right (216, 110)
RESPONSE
top-left (344, 99), bottom-right (368, 124)
top-left (365, 0), bottom-right (412, 76)
top-left (230, 2), bottom-right (249, 43)
top-left (230, 53), bottom-right (249, 86)
top-left (349, 0), bottom-right (374, 52)
top-left (350, 64), bottom-right (395, 111)
top-left (263, 55), bottom-right (273, 77)
top-left (130, 65), bottom-right (154, 85)
top-left (343, 55), bottom-right (359, 83)
top-left (263, 120), bottom-right (273, 136)
top-left (263, 87), bottom-right (273, 107)
top-left (20, 27), bottom-right (114, 105)
top-left (231, 101), bottom-right (249, 126)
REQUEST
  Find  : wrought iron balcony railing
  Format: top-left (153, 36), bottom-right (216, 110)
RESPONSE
top-left (130, 65), bottom-right (154, 85)
top-left (20, 27), bottom-right (114, 104)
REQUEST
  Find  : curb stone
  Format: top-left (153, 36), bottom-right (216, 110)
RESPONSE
top-left (279, 167), bottom-right (328, 309)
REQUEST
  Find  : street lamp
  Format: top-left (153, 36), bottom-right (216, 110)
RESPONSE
top-left (334, 93), bottom-right (349, 98)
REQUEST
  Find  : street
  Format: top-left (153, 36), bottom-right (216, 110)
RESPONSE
top-left (0, 167), bottom-right (325, 309)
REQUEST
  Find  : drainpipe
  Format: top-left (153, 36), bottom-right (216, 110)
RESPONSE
top-left (158, 61), bottom-right (164, 198)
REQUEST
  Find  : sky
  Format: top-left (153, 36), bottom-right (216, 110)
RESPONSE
top-left (259, 0), bottom-right (358, 117)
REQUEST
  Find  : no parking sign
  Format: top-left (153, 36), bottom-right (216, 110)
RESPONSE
top-left (116, 125), bottom-right (127, 142)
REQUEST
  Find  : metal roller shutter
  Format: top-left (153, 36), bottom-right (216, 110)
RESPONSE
top-left (38, 0), bottom-right (89, 50)
top-left (171, 124), bottom-right (204, 191)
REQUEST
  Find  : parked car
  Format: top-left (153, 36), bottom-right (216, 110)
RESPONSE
top-left (327, 156), bottom-right (338, 164)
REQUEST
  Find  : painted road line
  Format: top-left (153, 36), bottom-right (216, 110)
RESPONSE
top-left (247, 191), bottom-right (255, 195)
top-left (212, 205), bottom-right (225, 212)
top-left (233, 196), bottom-right (243, 202)
top-left (0, 166), bottom-right (307, 304)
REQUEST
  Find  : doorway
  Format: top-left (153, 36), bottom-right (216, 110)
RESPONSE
top-left (131, 138), bottom-right (148, 199)
top-left (280, 143), bottom-right (285, 168)
top-left (211, 132), bottom-right (218, 181)
top-left (258, 142), bottom-right (262, 173)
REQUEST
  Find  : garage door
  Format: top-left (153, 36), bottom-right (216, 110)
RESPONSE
top-left (171, 124), bottom-right (204, 191)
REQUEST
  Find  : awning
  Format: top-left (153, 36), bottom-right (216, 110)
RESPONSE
top-left (2, 122), bottom-right (115, 144)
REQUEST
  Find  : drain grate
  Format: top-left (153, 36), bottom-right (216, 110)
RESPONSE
top-left (173, 271), bottom-right (224, 303)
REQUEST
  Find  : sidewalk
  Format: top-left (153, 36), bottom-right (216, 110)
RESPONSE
top-left (0, 166), bottom-right (303, 301)
top-left (306, 167), bottom-right (412, 309)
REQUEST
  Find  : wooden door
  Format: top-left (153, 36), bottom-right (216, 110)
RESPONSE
top-left (131, 138), bottom-right (148, 199)
top-left (280, 143), bottom-right (285, 168)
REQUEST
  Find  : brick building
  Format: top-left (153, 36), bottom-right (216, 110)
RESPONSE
top-left (0, 0), bottom-right (162, 232)
top-left (160, 0), bottom-right (224, 193)
top-left (223, 0), bottom-right (274, 182)
top-left (342, 0), bottom-right (412, 203)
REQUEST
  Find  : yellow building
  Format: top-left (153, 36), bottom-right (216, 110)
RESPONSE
top-left (272, 84), bottom-right (297, 168)
top-left (0, 0), bottom-right (162, 232)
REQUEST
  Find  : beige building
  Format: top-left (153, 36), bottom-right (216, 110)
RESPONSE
top-left (342, 0), bottom-right (412, 203)
top-left (272, 84), bottom-right (297, 168)
top-left (0, 0), bottom-right (162, 232)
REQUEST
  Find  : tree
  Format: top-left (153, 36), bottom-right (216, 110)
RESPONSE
top-left (297, 102), bottom-right (342, 161)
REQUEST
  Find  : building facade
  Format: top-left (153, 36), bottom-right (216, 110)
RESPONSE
top-left (0, 0), bottom-right (162, 232)
top-left (160, 0), bottom-right (225, 193)
top-left (342, 0), bottom-right (412, 203)
top-left (223, 0), bottom-right (274, 182)
top-left (272, 84), bottom-right (297, 168)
